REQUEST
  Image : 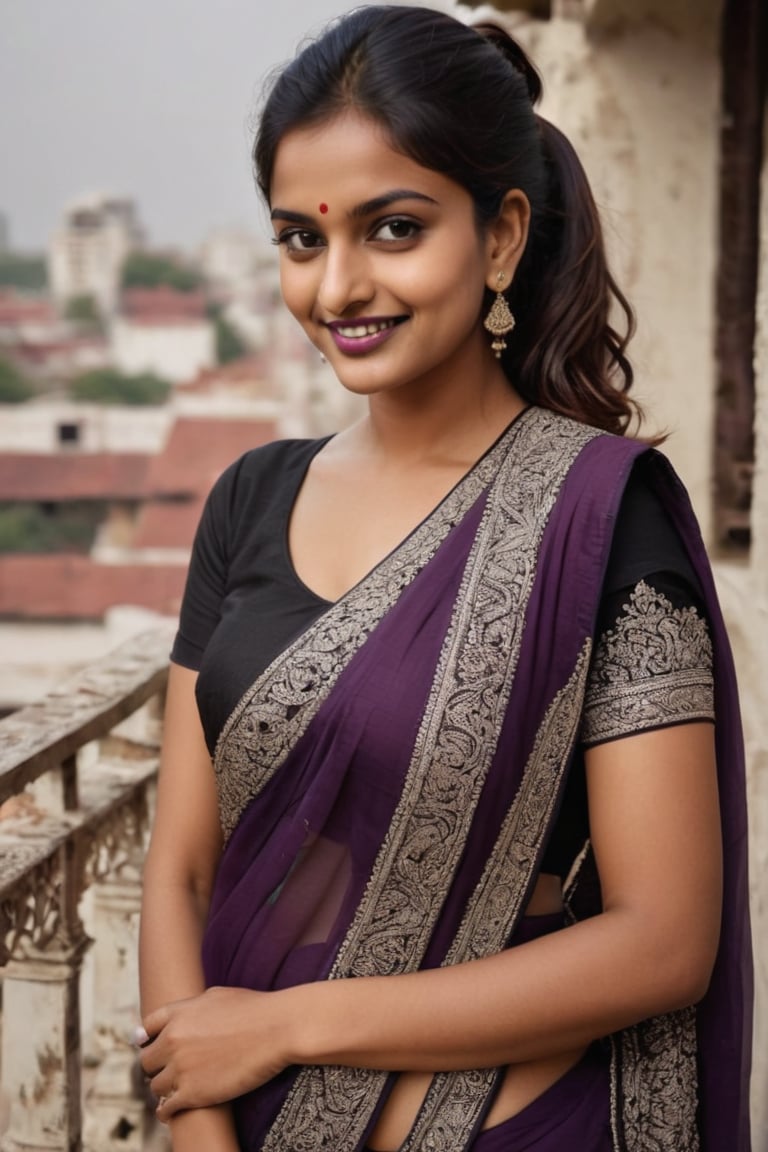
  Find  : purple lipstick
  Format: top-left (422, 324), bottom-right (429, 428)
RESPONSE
top-left (325, 316), bottom-right (406, 355)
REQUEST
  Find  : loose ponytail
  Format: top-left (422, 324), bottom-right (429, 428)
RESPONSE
top-left (255, 5), bottom-right (643, 436)
top-left (503, 117), bottom-right (638, 435)
top-left (472, 20), bottom-right (638, 435)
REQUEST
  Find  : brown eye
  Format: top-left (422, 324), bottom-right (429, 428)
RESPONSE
top-left (281, 229), bottom-right (324, 252)
top-left (371, 218), bottom-right (421, 242)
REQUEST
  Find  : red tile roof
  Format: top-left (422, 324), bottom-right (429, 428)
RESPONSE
top-left (179, 353), bottom-right (273, 395)
top-left (133, 496), bottom-right (205, 550)
top-left (0, 420), bottom-right (275, 506)
top-left (0, 290), bottom-right (57, 326)
top-left (10, 335), bottom-right (107, 360)
top-left (132, 418), bottom-right (277, 548)
top-left (0, 454), bottom-right (151, 502)
top-left (145, 417), bottom-right (276, 498)
top-left (122, 287), bottom-right (208, 321)
top-left (0, 418), bottom-right (278, 559)
top-left (0, 554), bottom-right (186, 619)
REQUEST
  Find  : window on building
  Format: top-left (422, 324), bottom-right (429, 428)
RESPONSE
top-left (57, 422), bottom-right (81, 447)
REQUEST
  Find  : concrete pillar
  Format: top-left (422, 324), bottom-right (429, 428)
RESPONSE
top-left (83, 864), bottom-right (147, 1151)
top-left (1, 939), bottom-right (89, 1152)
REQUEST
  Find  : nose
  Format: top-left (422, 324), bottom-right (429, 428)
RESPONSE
top-left (316, 240), bottom-right (374, 317)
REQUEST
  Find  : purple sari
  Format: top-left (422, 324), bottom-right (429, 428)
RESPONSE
top-left (202, 408), bottom-right (752, 1151)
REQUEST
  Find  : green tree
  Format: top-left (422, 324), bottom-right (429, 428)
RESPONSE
top-left (121, 252), bottom-right (203, 293)
top-left (70, 368), bottom-right (171, 406)
top-left (64, 293), bottom-right (105, 334)
top-left (0, 502), bottom-right (103, 553)
top-left (0, 253), bottom-right (47, 291)
top-left (215, 314), bottom-right (247, 364)
top-left (0, 357), bottom-right (34, 403)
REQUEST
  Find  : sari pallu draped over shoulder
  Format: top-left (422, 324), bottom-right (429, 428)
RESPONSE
top-left (201, 408), bottom-right (752, 1152)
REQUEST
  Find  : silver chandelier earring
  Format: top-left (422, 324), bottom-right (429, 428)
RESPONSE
top-left (484, 272), bottom-right (516, 358)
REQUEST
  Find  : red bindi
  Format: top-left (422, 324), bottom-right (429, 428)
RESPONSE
top-left (319, 202), bottom-right (329, 214)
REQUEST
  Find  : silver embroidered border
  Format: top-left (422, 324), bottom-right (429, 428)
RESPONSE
top-left (399, 643), bottom-right (592, 1151)
top-left (610, 1009), bottom-right (700, 1152)
top-left (261, 411), bottom-right (601, 1152)
top-left (213, 412), bottom-right (531, 842)
top-left (580, 580), bottom-right (714, 747)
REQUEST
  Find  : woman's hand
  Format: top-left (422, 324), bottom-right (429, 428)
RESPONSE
top-left (139, 986), bottom-right (291, 1120)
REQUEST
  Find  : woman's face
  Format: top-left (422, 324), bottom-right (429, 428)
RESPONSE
top-left (269, 111), bottom-right (500, 401)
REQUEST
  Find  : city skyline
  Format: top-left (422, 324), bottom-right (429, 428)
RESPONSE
top-left (1, 0), bottom-right (371, 254)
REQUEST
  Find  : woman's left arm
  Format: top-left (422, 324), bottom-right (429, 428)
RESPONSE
top-left (142, 720), bottom-right (722, 1115)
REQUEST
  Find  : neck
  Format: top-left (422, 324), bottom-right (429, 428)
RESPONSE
top-left (359, 366), bottom-right (526, 468)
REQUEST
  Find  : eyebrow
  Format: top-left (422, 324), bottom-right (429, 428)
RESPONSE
top-left (270, 189), bottom-right (438, 225)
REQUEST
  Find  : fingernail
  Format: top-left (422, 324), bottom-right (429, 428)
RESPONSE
top-left (133, 1025), bottom-right (150, 1047)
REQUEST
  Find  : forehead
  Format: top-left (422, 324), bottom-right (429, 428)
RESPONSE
top-left (270, 111), bottom-right (465, 210)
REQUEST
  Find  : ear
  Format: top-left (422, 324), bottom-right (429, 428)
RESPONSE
top-left (484, 190), bottom-right (531, 291)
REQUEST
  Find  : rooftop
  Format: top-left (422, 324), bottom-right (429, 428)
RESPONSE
top-left (121, 287), bottom-right (208, 323)
top-left (0, 290), bottom-right (58, 327)
top-left (0, 554), bottom-right (185, 618)
top-left (0, 453), bottom-right (150, 502)
top-left (179, 353), bottom-right (274, 397)
top-left (143, 416), bottom-right (276, 498)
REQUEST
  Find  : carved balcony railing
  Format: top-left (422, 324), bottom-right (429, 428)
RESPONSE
top-left (0, 630), bottom-right (172, 1152)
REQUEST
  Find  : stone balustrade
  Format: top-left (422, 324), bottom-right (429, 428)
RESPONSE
top-left (0, 630), bottom-right (172, 1152)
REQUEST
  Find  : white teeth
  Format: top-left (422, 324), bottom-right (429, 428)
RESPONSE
top-left (336, 319), bottom-right (397, 338)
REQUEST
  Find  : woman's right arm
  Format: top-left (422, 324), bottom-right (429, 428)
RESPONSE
top-left (139, 661), bottom-right (240, 1152)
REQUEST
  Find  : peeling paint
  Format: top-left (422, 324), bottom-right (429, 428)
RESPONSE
top-left (34, 1044), bottom-right (64, 1104)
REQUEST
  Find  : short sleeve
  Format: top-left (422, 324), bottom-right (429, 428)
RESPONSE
top-left (542, 463), bottom-right (716, 877)
top-left (580, 576), bottom-right (715, 746)
top-left (170, 457), bottom-right (241, 670)
top-left (579, 461), bottom-right (715, 747)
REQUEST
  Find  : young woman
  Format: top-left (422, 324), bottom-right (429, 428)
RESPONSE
top-left (138, 7), bottom-right (752, 1151)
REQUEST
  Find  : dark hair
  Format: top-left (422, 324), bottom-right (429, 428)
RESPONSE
top-left (255, 5), bottom-right (640, 436)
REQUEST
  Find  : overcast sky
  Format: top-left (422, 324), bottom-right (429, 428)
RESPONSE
top-left (1, 0), bottom-right (374, 253)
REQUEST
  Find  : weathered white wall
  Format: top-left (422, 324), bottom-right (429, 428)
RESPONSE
top-left (507, 7), bottom-right (721, 537)
top-left (0, 400), bottom-right (172, 453)
top-left (111, 318), bottom-right (215, 385)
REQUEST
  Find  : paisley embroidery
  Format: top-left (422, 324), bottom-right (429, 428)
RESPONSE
top-left (611, 1009), bottom-right (700, 1151)
top-left (400, 642), bottom-right (592, 1151)
top-left (580, 580), bottom-right (714, 746)
top-left (262, 412), bottom-right (601, 1152)
top-left (213, 413), bottom-right (527, 842)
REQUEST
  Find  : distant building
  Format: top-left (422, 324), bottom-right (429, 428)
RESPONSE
top-left (111, 286), bottom-right (215, 384)
top-left (126, 415), bottom-right (277, 562)
top-left (200, 229), bottom-right (271, 300)
top-left (0, 287), bottom-right (109, 384)
top-left (0, 288), bottom-right (61, 345)
top-left (200, 228), bottom-right (281, 351)
top-left (0, 399), bottom-right (172, 454)
top-left (49, 195), bottom-right (144, 315)
top-left (0, 413), bottom-right (277, 706)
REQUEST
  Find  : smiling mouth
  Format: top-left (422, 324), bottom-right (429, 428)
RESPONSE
top-left (327, 317), bottom-right (405, 339)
